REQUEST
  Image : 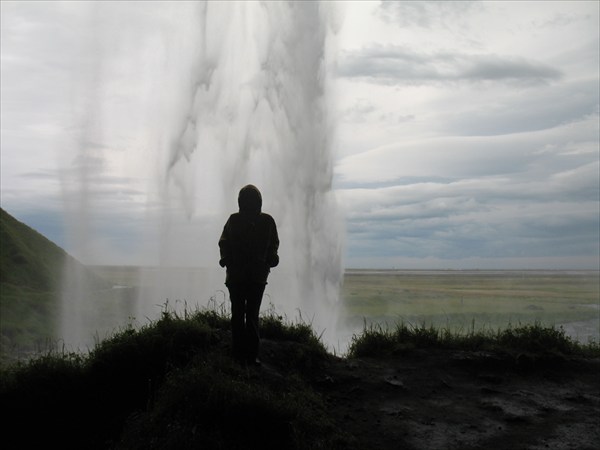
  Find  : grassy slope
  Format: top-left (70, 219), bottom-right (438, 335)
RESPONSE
top-left (0, 207), bottom-right (68, 290)
top-left (0, 308), bottom-right (597, 450)
top-left (0, 207), bottom-right (109, 356)
top-left (0, 309), bottom-right (344, 450)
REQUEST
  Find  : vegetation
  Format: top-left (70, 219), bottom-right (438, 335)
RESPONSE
top-left (0, 208), bottom-right (110, 361)
top-left (348, 320), bottom-right (600, 361)
top-left (0, 307), bottom-right (343, 450)
top-left (1, 207), bottom-right (64, 352)
top-left (0, 207), bottom-right (67, 291)
top-left (341, 270), bottom-right (600, 339)
top-left (1, 303), bottom-right (599, 450)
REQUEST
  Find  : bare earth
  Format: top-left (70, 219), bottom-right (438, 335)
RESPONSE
top-left (261, 342), bottom-right (600, 450)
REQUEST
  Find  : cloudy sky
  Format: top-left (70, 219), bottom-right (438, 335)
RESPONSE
top-left (1, 1), bottom-right (599, 270)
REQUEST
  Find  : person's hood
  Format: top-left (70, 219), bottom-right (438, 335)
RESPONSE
top-left (238, 184), bottom-right (262, 216)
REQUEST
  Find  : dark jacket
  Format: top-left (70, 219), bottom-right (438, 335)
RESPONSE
top-left (219, 185), bottom-right (279, 285)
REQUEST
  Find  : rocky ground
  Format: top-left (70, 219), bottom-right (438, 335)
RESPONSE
top-left (260, 341), bottom-right (600, 450)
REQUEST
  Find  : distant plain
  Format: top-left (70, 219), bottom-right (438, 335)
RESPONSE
top-left (91, 267), bottom-right (600, 344)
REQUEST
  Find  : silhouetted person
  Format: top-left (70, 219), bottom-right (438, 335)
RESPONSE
top-left (219, 185), bottom-right (279, 365)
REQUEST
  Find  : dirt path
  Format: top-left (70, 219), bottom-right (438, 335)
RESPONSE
top-left (299, 349), bottom-right (600, 449)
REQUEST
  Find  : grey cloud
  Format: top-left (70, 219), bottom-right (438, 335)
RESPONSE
top-left (337, 45), bottom-right (562, 85)
top-left (19, 167), bottom-right (145, 197)
top-left (532, 10), bottom-right (594, 29)
top-left (345, 195), bottom-right (486, 224)
top-left (377, 1), bottom-right (479, 30)
top-left (461, 56), bottom-right (561, 81)
top-left (60, 176), bottom-right (146, 197)
top-left (344, 199), bottom-right (599, 263)
top-left (337, 140), bottom-right (599, 264)
top-left (441, 79), bottom-right (599, 136)
top-left (341, 98), bottom-right (416, 125)
top-left (342, 98), bottom-right (376, 122)
top-left (382, 113), bottom-right (415, 125)
top-left (339, 167), bottom-right (599, 227)
top-left (19, 170), bottom-right (60, 181)
top-left (336, 114), bottom-right (599, 188)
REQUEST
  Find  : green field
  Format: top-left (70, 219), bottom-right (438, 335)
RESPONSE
top-left (89, 267), bottom-right (600, 344)
top-left (340, 270), bottom-right (600, 342)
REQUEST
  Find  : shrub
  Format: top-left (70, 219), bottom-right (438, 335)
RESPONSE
top-left (347, 320), bottom-right (600, 359)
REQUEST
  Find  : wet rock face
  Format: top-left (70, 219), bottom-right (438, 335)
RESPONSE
top-left (305, 349), bottom-right (600, 450)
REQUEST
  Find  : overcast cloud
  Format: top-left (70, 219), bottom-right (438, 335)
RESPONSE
top-left (338, 45), bottom-right (563, 84)
top-left (334, 1), bottom-right (599, 269)
top-left (1, 1), bottom-right (599, 269)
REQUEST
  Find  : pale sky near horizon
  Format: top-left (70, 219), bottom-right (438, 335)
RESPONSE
top-left (1, 1), bottom-right (599, 270)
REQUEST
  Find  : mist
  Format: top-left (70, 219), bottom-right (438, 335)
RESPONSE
top-left (59, 2), bottom-right (345, 350)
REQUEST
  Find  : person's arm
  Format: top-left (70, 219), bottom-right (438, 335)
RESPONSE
top-left (218, 219), bottom-right (231, 268)
top-left (267, 217), bottom-right (279, 268)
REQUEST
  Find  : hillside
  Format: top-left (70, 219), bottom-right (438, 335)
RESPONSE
top-left (0, 208), bottom-right (69, 290)
top-left (0, 207), bottom-right (108, 358)
top-left (1, 310), bottom-right (598, 450)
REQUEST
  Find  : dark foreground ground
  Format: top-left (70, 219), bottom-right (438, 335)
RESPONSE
top-left (3, 316), bottom-right (598, 450)
top-left (260, 340), bottom-right (600, 450)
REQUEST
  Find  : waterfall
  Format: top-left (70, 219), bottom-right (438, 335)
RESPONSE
top-left (60, 2), bottom-right (345, 350)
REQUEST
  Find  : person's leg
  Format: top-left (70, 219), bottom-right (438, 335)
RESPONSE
top-left (227, 284), bottom-right (246, 362)
top-left (245, 283), bottom-right (265, 363)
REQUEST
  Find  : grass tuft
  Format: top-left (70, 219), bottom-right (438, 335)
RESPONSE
top-left (348, 320), bottom-right (600, 359)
